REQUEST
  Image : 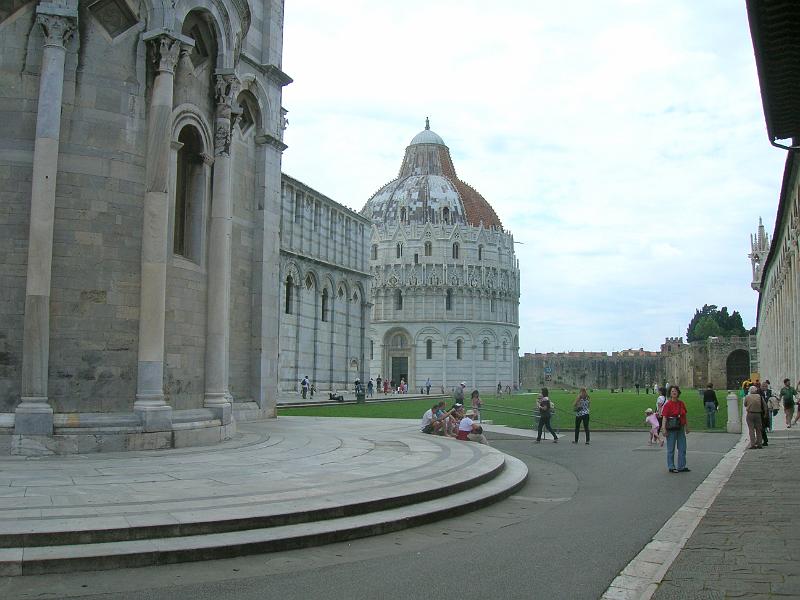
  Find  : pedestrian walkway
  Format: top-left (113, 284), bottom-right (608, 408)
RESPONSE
top-left (604, 407), bottom-right (800, 600)
top-left (652, 411), bottom-right (800, 599)
top-left (0, 417), bottom-right (526, 576)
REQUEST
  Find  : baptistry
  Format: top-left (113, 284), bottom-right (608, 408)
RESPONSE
top-left (362, 121), bottom-right (520, 393)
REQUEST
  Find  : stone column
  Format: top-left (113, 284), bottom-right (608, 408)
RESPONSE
top-left (134, 31), bottom-right (192, 431)
top-left (203, 71), bottom-right (240, 424)
top-left (16, 5), bottom-right (78, 436)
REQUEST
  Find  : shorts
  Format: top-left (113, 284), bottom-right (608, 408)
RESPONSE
top-left (456, 430), bottom-right (469, 441)
top-left (421, 424), bottom-right (434, 434)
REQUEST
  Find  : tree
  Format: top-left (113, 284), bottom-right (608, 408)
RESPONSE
top-left (693, 315), bottom-right (723, 340)
top-left (686, 304), bottom-right (749, 341)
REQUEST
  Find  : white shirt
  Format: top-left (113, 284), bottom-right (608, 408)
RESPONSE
top-left (656, 395), bottom-right (666, 415)
top-left (458, 416), bottom-right (474, 432)
top-left (420, 409), bottom-right (434, 431)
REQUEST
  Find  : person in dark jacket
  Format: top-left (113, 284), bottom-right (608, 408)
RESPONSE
top-left (702, 383), bottom-right (718, 429)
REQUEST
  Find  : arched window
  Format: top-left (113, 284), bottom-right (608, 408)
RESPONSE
top-left (452, 242), bottom-right (459, 259)
top-left (490, 297), bottom-right (496, 313)
top-left (426, 339), bottom-right (433, 359)
top-left (424, 242), bottom-right (432, 256)
top-left (483, 339), bottom-right (489, 361)
top-left (371, 244), bottom-right (378, 260)
top-left (446, 289), bottom-right (452, 311)
top-left (294, 192), bottom-right (302, 224)
top-left (478, 245), bottom-right (483, 261)
top-left (503, 341), bottom-right (508, 361)
top-left (370, 339), bottom-right (374, 360)
top-left (285, 275), bottom-right (293, 314)
top-left (396, 243), bottom-right (402, 259)
top-left (414, 253), bottom-right (419, 265)
top-left (400, 207), bottom-right (407, 222)
top-left (442, 207), bottom-right (450, 224)
top-left (174, 125), bottom-right (205, 262)
top-left (395, 289), bottom-right (403, 310)
top-left (321, 288), bottom-right (329, 322)
top-left (456, 339), bottom-right (463, 360)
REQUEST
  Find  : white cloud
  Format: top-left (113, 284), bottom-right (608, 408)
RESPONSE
top-left (281, 0), bottom-right (786, 353)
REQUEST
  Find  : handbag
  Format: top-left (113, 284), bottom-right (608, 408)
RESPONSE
top-left (665, 416), bottom-right (681, 431)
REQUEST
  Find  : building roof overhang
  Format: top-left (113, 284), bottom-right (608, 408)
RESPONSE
top-left (747, 0), bottom-right (800, 143)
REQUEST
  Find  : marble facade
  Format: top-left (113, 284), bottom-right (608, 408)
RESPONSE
top-left (0, 0), bottom-right (289, 453)
top-left (278, 175), bottom-right (372, 397)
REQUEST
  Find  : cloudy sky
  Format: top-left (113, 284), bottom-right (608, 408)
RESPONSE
top-left (280, 0), bottom-right (786, 354)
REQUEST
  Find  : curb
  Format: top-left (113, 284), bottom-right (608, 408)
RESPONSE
top-left (600, 430), bottom-right (749, 600)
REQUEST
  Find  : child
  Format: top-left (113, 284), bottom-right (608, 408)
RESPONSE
top-left (645, 408), bottom-right (661, 445)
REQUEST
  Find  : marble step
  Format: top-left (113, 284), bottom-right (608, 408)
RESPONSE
top-left (0, 456), bottom-right (527, 576)
top-left (0, 452), bottom-right (506, 549)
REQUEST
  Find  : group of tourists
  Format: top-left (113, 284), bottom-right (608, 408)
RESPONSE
top-left (371, 375), bottom-right (408, 395)
top-left (534, 387), bottom-right (591, 444)
top-left (743, 377), bottom-right (799, 449)
top-left (419, 398), bottom-right (488, 445)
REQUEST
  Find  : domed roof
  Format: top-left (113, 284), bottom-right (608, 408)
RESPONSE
top-left (410, 119), bottom-right (445, 146)
top-left (362, 120), bottom-right (503, 230)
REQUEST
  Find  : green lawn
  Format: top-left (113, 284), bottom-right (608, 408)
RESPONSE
top-left (278, 389), bottom-right (731, 432)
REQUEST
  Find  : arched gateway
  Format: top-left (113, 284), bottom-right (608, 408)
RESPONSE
top-left (726, 349), bottom-right (750, 390)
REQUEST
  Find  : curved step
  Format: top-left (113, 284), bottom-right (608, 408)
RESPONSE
top-left (1, 455), bottom-right (527, 576)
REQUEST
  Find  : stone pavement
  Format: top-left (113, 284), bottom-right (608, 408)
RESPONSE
top-left (602, 408), bottom-right (800, 600)
top-left (650, 413), bottom-right (800, 599)
top-left (0, 417), bottom-right (526, 576)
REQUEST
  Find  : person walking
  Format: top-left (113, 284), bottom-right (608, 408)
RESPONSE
top-left (782, 378), bottom-right (798, 427)
top-left (573, 388), bottom-right (590, 444)
top-left (702, 383), bottom-right (718, 429)
top-left (471, 389), bottom-right (482, 423)
top-left (454, 382), bottom-right (466, 405)
top-left (367, 378), bottom-right (374, 398)
top-left (744, 385), bottom-right (766, 449)
top-left (300, 375), bottom-right (310, 399)
top-left (758, 381), bottom-right (771, 445)
top-left (376, 375), bottom-right (382, 394)
top-left (535, 387), bottom-right (558, 443)
top-left (426, 377), bottom-right (432, 395)
top-left (661, 385), bottom-right (690, 473)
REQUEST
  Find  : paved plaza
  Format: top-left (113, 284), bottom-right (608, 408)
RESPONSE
top-left (1, 414), bottom-right (798, 599)
top-left (651, 415), bottom-right (800, 600)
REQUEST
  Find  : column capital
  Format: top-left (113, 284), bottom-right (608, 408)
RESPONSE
top-left (143, 29), bottom-right (194, 75)
top-left (35, 8), bottom-right (77, 49)
top-left (213, 70), bottom-right (241, 156)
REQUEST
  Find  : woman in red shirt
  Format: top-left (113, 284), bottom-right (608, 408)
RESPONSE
top-left (660, 385), bottom-right (690, 473)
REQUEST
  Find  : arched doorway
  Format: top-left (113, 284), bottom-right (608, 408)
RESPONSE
top-left (383, 328), bottom-right (412, 390)
top-left (726, 349), bottom-right (750, 390)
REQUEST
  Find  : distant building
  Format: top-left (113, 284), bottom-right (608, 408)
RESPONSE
top-left (519, 336), bottom-right (750, 391)
top-left (362, 122), bottom-right (520, 392)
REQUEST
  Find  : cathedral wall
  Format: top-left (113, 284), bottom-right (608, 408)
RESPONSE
top-left (228, 132), bottom-right (257, 402)
top-left (277, 175), bottom-right (371, 396)
top-left (1, 0), bottom-right (287, 439)
top-left (0, 2), bottom-right (38, 411)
